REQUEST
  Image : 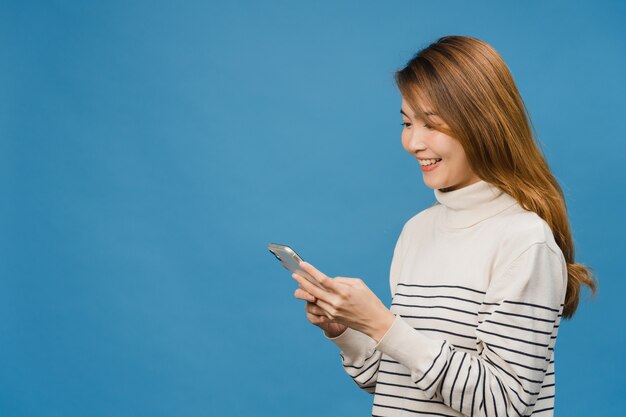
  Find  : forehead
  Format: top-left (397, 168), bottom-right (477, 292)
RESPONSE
top-left (401, 97), bottom-right (435, 116)
top-left (400, 97), bottom-right (414, 111)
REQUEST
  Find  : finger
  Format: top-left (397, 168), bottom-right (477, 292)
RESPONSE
top-left (292, 272), bottom-right (332, 303)
top-left (299, 262), bottom-right (335, 291)
top-left (330, 277), bottom-right (357, 287)
top-left (291, 272), bottom-right (321, 297)
top-left (305, 301), bottom-right (326, 316)
top-left (313, 298), bottom-right (337, 319)
top-left (295, 288), bottom-right (316, 302)
top-left (307, 312), bottom-right (329, 325)
top-left (311, 308), bottom-right (339, 325)
top-left (294, 288), bottom-right (307, 301)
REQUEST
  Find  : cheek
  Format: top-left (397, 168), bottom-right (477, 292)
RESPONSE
top-left (430, 133), bottom-right (456, 158)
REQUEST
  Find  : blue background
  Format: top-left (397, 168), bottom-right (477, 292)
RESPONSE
top-left (1, 1), bottom-right (624, 416)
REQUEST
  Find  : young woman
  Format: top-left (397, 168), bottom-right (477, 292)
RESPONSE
top-left (291, 35), bottom-right (597, 417)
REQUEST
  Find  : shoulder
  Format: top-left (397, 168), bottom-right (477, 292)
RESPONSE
top-left (489, 205), bottom-right (565, 276)
top-left (493, 205), bottom-right (561, 255)
top-left (400, 201), bottom-right (441, 236)
top-left (486, 206), bottom-right (568, 305)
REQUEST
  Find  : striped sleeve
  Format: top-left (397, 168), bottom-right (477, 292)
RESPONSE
top-left (324, 327), bottom-right (382, 394)
top-left (324, 223), bottom-right (408, 394)
top-left (374, 242), bottom-right (567, 417)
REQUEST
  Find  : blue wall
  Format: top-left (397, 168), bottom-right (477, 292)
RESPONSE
top-left (1, 1), bottom-right (624, 416)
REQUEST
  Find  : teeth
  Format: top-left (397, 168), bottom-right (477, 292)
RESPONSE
top-left (419, 158), bottom-right (442, 166)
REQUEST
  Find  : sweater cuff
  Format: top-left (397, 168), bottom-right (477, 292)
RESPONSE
top-left (374, 314), bottom-right (446, 379)
top-left (324, 327), bottom-right (377, 364)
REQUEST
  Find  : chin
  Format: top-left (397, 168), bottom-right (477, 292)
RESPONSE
top-left (423, 177), bottom-right (446, 191)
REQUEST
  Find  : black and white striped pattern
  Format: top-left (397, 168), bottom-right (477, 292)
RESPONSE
top-left (334, 242), bottom-right (566, 417)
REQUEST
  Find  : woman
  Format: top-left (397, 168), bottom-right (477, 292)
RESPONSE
top-left (291, 35), bottom-right (597, 417)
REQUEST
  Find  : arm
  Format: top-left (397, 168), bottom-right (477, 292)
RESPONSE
top-left (324, 327), bottom-right (381, 393)
top-left (324, 224), bottom-right (408, 394)
top-left (373, 242), bottom-right (567, 416)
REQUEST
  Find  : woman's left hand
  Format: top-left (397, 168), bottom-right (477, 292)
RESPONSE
top-left (292, 261), bottom-right (396, 342)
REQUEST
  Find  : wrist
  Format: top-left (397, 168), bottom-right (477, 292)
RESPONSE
top-left (368, 308), bottom-right (396, 343)
top-left (324, 327), bottom-right (347, 339)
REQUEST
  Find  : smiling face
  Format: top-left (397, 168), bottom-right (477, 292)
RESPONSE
top-left (400, 97), bottom-right (481, 192)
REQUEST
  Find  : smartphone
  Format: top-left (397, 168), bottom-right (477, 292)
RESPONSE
top-left (267, 243), bottom-right (326, 290)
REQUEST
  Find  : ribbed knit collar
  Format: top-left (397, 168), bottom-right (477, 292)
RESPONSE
top-left (434, 179), bottom-right (518, 229)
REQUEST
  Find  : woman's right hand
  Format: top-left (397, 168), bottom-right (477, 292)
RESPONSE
top-left (294, 288), bottom-right (348, 338)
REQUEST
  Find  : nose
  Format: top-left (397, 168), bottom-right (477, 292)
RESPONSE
top-left (406, 130), bottom-right (427, 154)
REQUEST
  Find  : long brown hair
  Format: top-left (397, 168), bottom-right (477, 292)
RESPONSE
top-left (395, 35), bottom-right (597, 319)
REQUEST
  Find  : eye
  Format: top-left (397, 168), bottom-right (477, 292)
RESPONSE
top-left (401, 121), bottom-right (434, 130)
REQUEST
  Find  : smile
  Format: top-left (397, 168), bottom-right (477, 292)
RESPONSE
top-left (420, 159), bottom-right (442, 172)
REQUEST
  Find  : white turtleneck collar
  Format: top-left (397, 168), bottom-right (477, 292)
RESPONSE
top-left (433, 179), bottom-right (519, 229)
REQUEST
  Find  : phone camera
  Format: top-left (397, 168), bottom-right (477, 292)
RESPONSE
top-left (269, 249), bottom-right (281, 261)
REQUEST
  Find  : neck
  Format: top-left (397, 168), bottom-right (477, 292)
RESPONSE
top-left (438, 177), bottom-right (482, 193)
top-left (433, 179), bottom-right (518, 229)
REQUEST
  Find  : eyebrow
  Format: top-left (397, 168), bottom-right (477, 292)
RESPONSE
top-left (400, 109), bottom-right (437, 118)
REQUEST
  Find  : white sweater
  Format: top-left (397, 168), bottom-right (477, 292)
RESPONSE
top-left (325, 179), bottom-right (567, 417)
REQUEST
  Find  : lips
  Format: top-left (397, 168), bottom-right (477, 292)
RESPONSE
top-left (420, 159), bottom-right (442, 172)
